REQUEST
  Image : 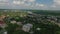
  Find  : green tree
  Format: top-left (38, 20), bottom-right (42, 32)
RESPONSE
top-left (13, 30), bottom-right (29, 34)
top-left (33, 23), bottom-right (60, 34)
top-left (5, 23), bottom-right (19, 34)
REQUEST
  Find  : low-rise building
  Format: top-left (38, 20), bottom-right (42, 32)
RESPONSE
top-left (22, 23), bottom-right (33, 32)
top-left (10, 20), bottom-right (16, 24)
top-left (17, 22), bottom-right (22, 25)
top-left (0, 21), bottom-right (6, 28)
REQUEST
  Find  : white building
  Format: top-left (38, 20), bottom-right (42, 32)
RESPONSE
top-left (22, 23), bottom-right (33, 32)
top-left (3, 31), bottom-right (7, 34)
top-left (27, 11), bottom-right (33, 14)
top-left (17, 22), bottom-right (22, 25)
top-left (10, 20), bottom-right (16, 24)
top-left (36, 28), bottom-right (41, 31)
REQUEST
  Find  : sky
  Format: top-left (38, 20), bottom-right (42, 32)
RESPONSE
top-left (0, 0), bottom-right (60, 10)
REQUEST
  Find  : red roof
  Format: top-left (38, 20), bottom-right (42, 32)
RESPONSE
top-left (0, 21), bottom-right (4, 24)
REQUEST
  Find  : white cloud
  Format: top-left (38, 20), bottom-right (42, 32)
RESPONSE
top-left (27, 0), bottom-right (35, 2)
top-left (12, 0), bottom-right (34, 6)
top-left (23, 0), bottom-right (35, 2)
top-left (12, 0), bottom-right (46, 7)
top-left (54, 0), bottom-right (60, 4)
top-left (0, 0), bottom-right (6, 1)
top-left (0, 0), bottom-right (8, 2)
top-left (0, 0), bottom-right (48, 10)
top-left (51, 4), bottom-right (56, 8)
top-left (0, 0), bottom-right (9, 6)
top-left (12, 0), bottom-right (36, 5)
top-left (12, 0), bottom-right (25, 5)
top-left (13, 1), bottom-right (21, 5)
top-left (36, 3), bottom-right (45, 7)
top-left (48, 0), bottom-right (60, 10)
top-left (52, 0), bottom-right (60, 7)
top-left (39, 4), bottom-right (44, 7)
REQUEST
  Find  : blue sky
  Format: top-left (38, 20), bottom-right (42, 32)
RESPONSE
top-left (36, 0), bottom-right (53, 5)
top-left (0, 0), bottom-right (60, 10)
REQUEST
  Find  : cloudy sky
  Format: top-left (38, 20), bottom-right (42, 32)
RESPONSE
top-left (0, 0), bottom-right (60, 10)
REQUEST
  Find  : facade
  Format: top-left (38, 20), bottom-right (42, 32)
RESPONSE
top-left (22, 23), bottom-right (33, 32)
top-left (0, 21), bottom-right (6, 28)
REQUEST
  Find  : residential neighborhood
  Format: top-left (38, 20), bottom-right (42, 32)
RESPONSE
top-left (0, 11), bottom-right (60, 34)
top-left (0, 0), bottom-right (60, 34)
